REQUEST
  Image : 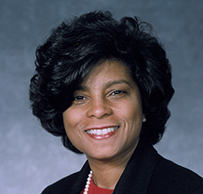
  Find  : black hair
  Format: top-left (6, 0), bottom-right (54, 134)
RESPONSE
top-left (29, 11), bottom-right (174, 153)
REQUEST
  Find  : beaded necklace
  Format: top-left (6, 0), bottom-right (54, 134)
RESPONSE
top-left (83, 171), bottom-right (93, 194)
top-left (83, 171), bottom-right (114, 194)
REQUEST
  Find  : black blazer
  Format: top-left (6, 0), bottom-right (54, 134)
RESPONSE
top-left (41, 140), bottom-right (203, 194)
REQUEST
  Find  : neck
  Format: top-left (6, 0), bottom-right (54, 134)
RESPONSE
top-left (86, 142), bottom-right (137, 189)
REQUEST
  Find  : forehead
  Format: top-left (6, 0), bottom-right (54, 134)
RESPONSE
top-left (81, 59), bottom-right (133, 86)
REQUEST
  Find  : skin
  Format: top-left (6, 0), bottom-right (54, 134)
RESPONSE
top-left (63, 59), bottom-right (145, 189)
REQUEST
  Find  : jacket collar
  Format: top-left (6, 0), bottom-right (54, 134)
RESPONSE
top-left (113, 140), bottom-right (160, 194)
top-left (68, 161), bottom-right (90, 194)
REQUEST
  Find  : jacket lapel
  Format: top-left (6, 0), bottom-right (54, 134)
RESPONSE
top-left (68, 161), bottom-right (90, 194)
top-left (113, 140), bottom-right (160, 194)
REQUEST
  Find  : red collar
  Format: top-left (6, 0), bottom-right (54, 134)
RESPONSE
top-left (81, 175), bottom-right (114, 194)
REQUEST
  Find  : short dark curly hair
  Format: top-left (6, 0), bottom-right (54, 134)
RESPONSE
top-left (29, 11), bottom-right (174, 154)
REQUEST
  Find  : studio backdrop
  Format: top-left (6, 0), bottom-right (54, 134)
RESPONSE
top-left (1, 1), bottom-right (203, 193)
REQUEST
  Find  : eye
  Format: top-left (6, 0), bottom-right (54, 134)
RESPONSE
top-left (110, 90), bottom-right (127, 96)
top-left (72, 95), bottom-right (87, 105)
top-left (74, 95), bottom-right (85, 100)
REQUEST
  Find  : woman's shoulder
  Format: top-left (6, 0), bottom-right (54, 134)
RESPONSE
top-left (41, 171), bottom-right (80, 194)
top-left (158, 155), bottom-right (203, 181)
top-left (150, 155), bottom-right (203, 193)
top-left (41, 161), bottom-right (90, 194)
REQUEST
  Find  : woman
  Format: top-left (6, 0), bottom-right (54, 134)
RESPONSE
top-left (30, 11), bottom-right (203, 194)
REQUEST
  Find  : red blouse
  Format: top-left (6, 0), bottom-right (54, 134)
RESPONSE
top-left (81, 175), bottom-right (114, 194)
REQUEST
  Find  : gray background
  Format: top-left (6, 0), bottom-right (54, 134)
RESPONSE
top-left (1, 0), bottom-right (203, 193)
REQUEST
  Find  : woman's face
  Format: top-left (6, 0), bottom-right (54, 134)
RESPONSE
top-left (63, 60), bottom-right (144, 161)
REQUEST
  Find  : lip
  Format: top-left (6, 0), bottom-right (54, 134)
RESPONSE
top-left (85, 126), bottom-right (120, 140)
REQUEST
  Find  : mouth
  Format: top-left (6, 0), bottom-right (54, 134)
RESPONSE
top-left (85, 126), bottom-right (119, 139)
top-left (86, 126), bottom-right (119, 135)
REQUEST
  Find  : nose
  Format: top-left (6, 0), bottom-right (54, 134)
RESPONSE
top-left (86, 98), bottom-right (112, 119)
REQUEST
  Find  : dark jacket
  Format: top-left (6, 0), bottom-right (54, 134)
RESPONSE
top-left (41, 140), bottom-right (203, 194)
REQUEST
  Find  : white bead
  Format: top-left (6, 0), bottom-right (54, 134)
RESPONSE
top-left (83, 170), bottom-right (92, 194)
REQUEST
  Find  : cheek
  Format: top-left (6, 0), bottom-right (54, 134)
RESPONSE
top-left (62, 108), bottom-right (85, 134)
top-left (63, 110), bottom-right (73, 128)
top-left (118, 101), bottom-right (143, 121)
top-left (63, 110), bottom-right (76, 136)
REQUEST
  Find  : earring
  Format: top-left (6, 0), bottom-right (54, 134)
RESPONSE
top-left (143, 118), bottom-right (146, 122)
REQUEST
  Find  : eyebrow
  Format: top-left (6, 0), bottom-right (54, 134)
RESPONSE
top-left (76, 79), bottom-right (131, 92)
top-left (105, 79), bottom-right (131, 88)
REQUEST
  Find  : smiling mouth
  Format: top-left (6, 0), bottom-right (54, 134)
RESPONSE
top-left (86, 126), bottom-right (119, 136)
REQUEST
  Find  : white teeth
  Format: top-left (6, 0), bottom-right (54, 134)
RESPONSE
top-left (86, 127), bottom-right (118, 136)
